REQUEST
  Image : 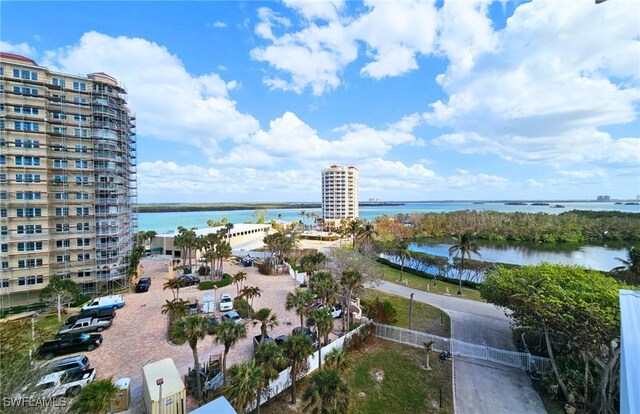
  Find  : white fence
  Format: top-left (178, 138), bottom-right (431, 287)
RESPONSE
top-left (374, 323), bottom-right (551, 373)
top-left (249, 323), bottom-right (368, 410)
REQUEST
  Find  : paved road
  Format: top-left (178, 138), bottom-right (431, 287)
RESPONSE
top-left (372, 280), bottom-right (546, 414)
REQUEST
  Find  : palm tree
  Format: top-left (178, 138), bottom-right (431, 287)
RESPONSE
top-left (302, 368), bottom-right (350, 414)
top-left (423, 341), bottom-right (434, 370)
top-left (252, 308), bottom-right (279, 343)
top-left (172, 315), bottom-right (211, 401)
top-left (339, 270), bottom-right (363, 331)
top-left (394, 238), bottom-right (411, 282)
top-left (448, 234), bottom-right (481, 295)
top-left (232, 271), bottom-right (248, 296)
top-left (307, 308), bottom-right (333, 369)
top-left (163, 277), bottom-right (183, 300)
top-left (239, 286), bottom-right (261, 318)
top-left (213, 320), bottom-right (248, 385)
top-left (309, 272), bottom-right (339, 307)
top-left (225, 360), bottom-right (263, 414)
top-left (324, 348), bottom-right (349, 373)
top-left (611, 246), bottom-right (640, 285)
top-left (285, 288), bottom-right (315, 329)
top-left (161, 298), bottom-right (189, 322)
top-left (216, 241), bottom-right (232, 277)
top-left (68, 378), bottom-right (119, 414)
top-left (283, 332), bottom-right (314, 404)
top-left (255, 341), bottom-right (283, 382)
top-left (346, 219), bottom-right (362, 249)
top-left (356, 221), bottom-right (377, 248)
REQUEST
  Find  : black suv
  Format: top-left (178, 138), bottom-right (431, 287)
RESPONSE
top-left (36, 333), bottom-right (103, 359)
top-left (136, 277), bottom-right (152, 293)
top-left (65, 308), bottom-right (115, 325)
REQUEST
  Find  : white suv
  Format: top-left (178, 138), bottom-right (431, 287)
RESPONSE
top-left (219, 293), bottom-right (234, 312)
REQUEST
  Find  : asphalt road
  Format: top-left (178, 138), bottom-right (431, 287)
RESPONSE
top-left (372, 280), bottom-right (546, 414)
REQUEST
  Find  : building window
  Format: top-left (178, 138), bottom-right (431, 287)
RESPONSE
top-left (0, 155), bottom-right (5, 165)
top-left (51, 77), bottom-right (65, 87)
top-left (51, 112), bottom-right (66, 120)
top-left (14, 106), bottom-right (39, 115)
top-left (0, 226), bottom-right (6, 236)
top-left (74, 145), bottom-right (88, 153)
top-left (56, 240), bottom-right (70, 248)
top-left (18, 276), bottom-right (44, 286)
top-left (53, 159), bottom-right (68, 168)
top-left (77, 271), bottom-right (90, 278)
top-left (15, 174), bottom-right (41, 183)
top-left (15, 139), bottom-right (40, 148)
top-left (13, 86), bottom-right (38, 95)
top-left (75, 176), bottom-right (89, 185)
top-left (56, 255), bottom-right (70, 263)
top-left (16, 191), bottom-right (41, 200)
top-left (73, 96), bottom-right (87, 104)
top-left (18, 259), bottom-right (43, 268)
top-left (76, 207), bottom-right (90, 216)
top-left (13, 69), bottom-right (38, 80)
top-left (75, 160), bottom-right (89, 169)
top-left (0, 192), bottom-right (5, 200)
top-left (55, 224), bottom-right (70, 233)
top-left (52, 127), bottom-right (67, 135)
top-left (16, 208), bottom-right (42, 218)
top-left (17, 225), bottom-right (42, 235)
top-left (77, 238), bottom-right (91, 247)
top-left (0, 244), bottom-right (7, 253)
top-left (77, 253), bottom-right (90, 261)
top-left (55, 207), bottom-right (69, 216)
top-left (15, 156), bottom-right (41, 166)
top-left (52, 175), bottom-right (68, 184)
top-left (54, 192), bottom-right (68, 200)
top-left (72, 114), bottom-right (88, 123)
top-left (76, 223), bottom-right (90, 232)
top-left (72, 81), bottom-right (87, 91)
top-left (0, 279), bottom-right (8, 287)
top-left (14, 122), bottom-right (40, 132)
top-left (0, 209), bottom-right (6, 218)
top-left (73, 128), bottom-right (88, 137)
top-left (17, 242), bottom-right (43, 251)
top-left (75, 192), bottom-right (89, 200)
top-left (51, 143), bottom-right (66, 152)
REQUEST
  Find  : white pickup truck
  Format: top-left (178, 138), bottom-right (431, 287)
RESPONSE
top-left (32, 368), bottom-right (96, 398)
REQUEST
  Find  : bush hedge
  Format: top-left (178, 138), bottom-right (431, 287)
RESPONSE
top-left (198, 274), bottom-right (232, 290)
top-left (233, 298), bottom-right (253, 319)
top-left (0, 302), bottom-right (48, 319)
top-left (376, 257), bottom-right (481, 289)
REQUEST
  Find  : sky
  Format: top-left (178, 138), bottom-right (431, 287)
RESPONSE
top-left (1, 0), bottom-right (639, 203)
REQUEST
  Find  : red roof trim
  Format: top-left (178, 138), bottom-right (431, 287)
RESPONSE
top-left (0, 52), bottom-right (37, 65)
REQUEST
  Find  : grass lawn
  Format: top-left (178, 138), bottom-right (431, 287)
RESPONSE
top-left (378, 262), bottom-right (484, 302)
top-left (363, 290), bottom-right (451, 338)
top-left (0, 313), bottom-right (65, 358)
top-left (262, 339), bottom-right (453, 414)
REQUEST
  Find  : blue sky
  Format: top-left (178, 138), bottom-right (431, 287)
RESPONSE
top-left (2, 0), bottom-right (639, 202)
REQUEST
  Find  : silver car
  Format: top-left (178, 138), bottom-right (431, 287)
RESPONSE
top-left (221, 311), bottom-right (244, 325)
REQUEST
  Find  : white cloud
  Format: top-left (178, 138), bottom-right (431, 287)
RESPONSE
top-left (0, 40), bottom-right (36, 57)
top-left (526, 179), bottom-right (543, 187)
top-left (41, 32), bottom-right (260, 152)
top-left (209, 21), bottom-right (228, 28)
top-left (426, 0), bottom-right (640, 167)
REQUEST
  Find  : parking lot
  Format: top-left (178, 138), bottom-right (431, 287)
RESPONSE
top-left (86, 256), bottom-right (305, 413)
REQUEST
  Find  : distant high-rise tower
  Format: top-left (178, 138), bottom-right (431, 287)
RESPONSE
top-left (0, 53), bottom-right (137, 307)
top-left (321, 165), bottom-right (359, 220)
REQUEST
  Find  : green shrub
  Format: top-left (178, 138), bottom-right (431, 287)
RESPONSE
top-left (198, 274), bottom-right (232, 290)
top-left (71, 294), bottom-right (92, 308)
top-left (361, 297), bottom-right (398, 324)
top-left (168, 320), bottom-right (186, 345)
top-left (343, 324), bottom-right (374, 352)
top-left (258, 261), bottom-right (273, 275)
top-left (233, 298), bottom-right (253, 319)
top-left (197, 266), bottom-right (211, 276)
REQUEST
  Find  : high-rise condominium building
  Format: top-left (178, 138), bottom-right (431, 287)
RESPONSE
top-left (321, 165), bottom-right (359, 220)
top-left (0, 53), bottom-right (137, 308)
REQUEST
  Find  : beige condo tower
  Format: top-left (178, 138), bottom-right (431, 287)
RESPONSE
top-left (0, 52), bottom-right (137, 308)
top-left (321, 165), bottom-right (359, 225)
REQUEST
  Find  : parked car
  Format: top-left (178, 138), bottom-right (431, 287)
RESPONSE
top-left (45, 355), bottom-right (90, 376)
top-left (176, 275), bottom-right (200, 286)
top-left (135, 277), bottom-right (152, 293)
top-left (221, 311), bottom-right (244, 325)
top-left (81, 295), bottom-right (125, 312)
top-left (186, 298), bottom-right (199, 315)
top-left (219, 293), bottom-right (233, 312)
top-left (207, 316), bottom-right (219, 327)
top-left (253, 334), bottom-right (275, 349)
top-left (275, 335), bottom-right (289, 346)
top-left (292, 327), bottom-right (319, 349)
top-left (36, 334), bottom-right (103, 359)
top-left (57, 317), bottom-right (113, 337)
top-left (327, 304), bottom-right (343, 318)
top-left (66, 308), bottom-right (115, 325)
top-left (31, 368), bottom-right (96, 398)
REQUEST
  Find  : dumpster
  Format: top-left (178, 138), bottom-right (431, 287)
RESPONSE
top-left (142, 358), bottom-right (186, 414)
top-left (111, 377), bottom-right (131, 413)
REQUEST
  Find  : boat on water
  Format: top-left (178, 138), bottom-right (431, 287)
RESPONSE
top-left (550, 204), bottom-right (565, 208)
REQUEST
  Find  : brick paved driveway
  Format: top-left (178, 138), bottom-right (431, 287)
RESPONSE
top-left (86, 256), bottom-right (303, 413)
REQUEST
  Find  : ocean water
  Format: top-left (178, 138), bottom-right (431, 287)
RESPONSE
top-left (138, 201), bottom-right (639, 233)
